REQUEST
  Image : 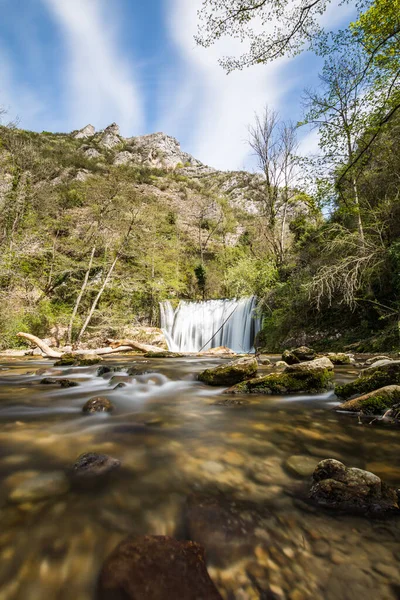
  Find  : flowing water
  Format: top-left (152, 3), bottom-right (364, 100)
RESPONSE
top-left (160, 297), bottom-right (261, 353)
top-left (0, 355), bottom-right (399, 600)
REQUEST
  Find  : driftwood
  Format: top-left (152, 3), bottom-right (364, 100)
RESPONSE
top-left (17, 333), bottom-right (161, 358)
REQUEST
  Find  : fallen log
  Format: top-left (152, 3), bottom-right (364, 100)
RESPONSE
top-left (16, 333), bottom-right (157, 359)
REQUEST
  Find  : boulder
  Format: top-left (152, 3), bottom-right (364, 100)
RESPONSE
top-left (97, 535), bottom-right (223, 600)
top-left (114, 151), bottom-right (133, 165)
top-left (74, 124), bottom-right (95, 139)
top-left (335, 360), bottom-right (400, 400)
top-left (309, 459), bottom-right (399, 515)
top-left (97, 366), bottom-right (120, 376)
top-left (275, 360), bottom-right (288, 370)
top-left (284, 357), bottom-right (334, 372)
top-left (198, 357), bottom-right (258, 386)
top-left (336, 385), bottom-right (400, 415)
top-left (9, 471), bottom-right (70, 504)
top-left (282, 346), bottom-right (316, 364)
top-left (54, 353), bottom-right (103, 366)
top-left (82, 397), bottom-right (114, 414)
top-left (365, 355), bottom-right (392, 366)
top-left (324, 353), bottom-right (351, 365)
top-left (227, 366), bottom-right (334, 394)
top-left (258, 356), bottom-right (271, 365)
top-left (70, 452), bottom-right (120, 487)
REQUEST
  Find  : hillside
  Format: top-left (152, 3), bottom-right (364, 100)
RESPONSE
top-left (0, 123), bottom-right (312, 349)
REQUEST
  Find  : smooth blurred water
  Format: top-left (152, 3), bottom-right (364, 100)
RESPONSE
top-left (0, 356), bottom-right (399, 600)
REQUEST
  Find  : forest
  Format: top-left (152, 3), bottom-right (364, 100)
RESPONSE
top-left (0, 0), bottom-right (399, 354)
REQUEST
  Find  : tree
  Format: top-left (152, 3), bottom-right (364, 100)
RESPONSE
top-left (302, 54), bottom-right (369, 244)
top-left (196, 0), bottom-right (369, 71)
top-left (249, 106), bottom-right (299, 263)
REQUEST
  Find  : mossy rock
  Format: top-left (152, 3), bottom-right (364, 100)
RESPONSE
top-left (144, 351), bottom-right (184, 358)
top-left (282, 346), bottom-right (316, 364)
top-left (198, 357), bottom-right (258, 386)
top-left (335, 361), bottom-right (400, 400)
top-left (54, 353), bottom-right (103, 366)
top-left (325, 353), bottom-right (351, 365)
top-left (228, 368), bottom-right (334, 394)
top-left (336, 385), bottom-right (400, 415)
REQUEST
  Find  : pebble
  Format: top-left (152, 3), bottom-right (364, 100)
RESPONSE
top-left (200, 461), bottom-right (226, 474)
top-left (9, 471), bottom-right (70, 503)
top-left (374, 563), bottom-right (399, 580)
top-left (285, 455), bottom-right (318, 478)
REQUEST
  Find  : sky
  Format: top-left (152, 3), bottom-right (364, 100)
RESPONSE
top-left (0, 0), bottom-right (356, 171)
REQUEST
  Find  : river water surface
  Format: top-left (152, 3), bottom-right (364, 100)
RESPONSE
top-left (0, 355), bottom-right (399, 600)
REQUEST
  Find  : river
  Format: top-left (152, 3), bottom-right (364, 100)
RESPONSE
top-left (0, 355), bottom-right (399, 599)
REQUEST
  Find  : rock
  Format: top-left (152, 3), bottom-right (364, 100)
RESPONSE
top-left (336, 385), bottom-right (400, 414)
top-left (309, 459), bottom-right (399, 515)
top-left (365, 355), bottom-right (392, 366)
top-left (84, 147), bottom-right (101, 159)
top-left (82, 397), bottom-right (114, 414)
top-left (40, 378), bottom-right (79, 387)
top-left (282, 346), bottom-right (316, 364)
top-left (285, 455), bottom-right (318, 478)
top-left (186, 494), bottom-right (270, 567)
top-left (54, 353), bottom-right (103, 366)
top-left (284, 357), bottom-right (334, 372)
top-left (227, 367), bottom-right (334, 394)
top-left (213, 398), bottom-right (250, 406)
top-left (275, 360), bottom-right (288, 370)
top-left (325, 353), bottom-right (351, 365)
top-left (258, 356), bottom-right (271, 365)
top-left (70, 452), bottom-right (120, 486)
top-left (9, 471), bottom-right (70, 504)
top-left (198, 357), bottom-right (258, 386)
top-left (143, 351), bottom-right (183, 358)
top-left (100, 123), bottom-right (121, 149)
top-left (97, 366), bottom-right (120, 376)
top-left (97, 535), bottom-right (222, 600)
top-left (335, 361), bottom-right (400, 400)
top-left (126, 132), bottom-right (204, 170)
top-left (199, 346), bottom-right (237, 357)
top-left (74, 124), bottom-right (95, 139)
top-left (114, 151), bottom-right (133, 166)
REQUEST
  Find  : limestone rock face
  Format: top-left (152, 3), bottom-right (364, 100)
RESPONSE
top-left (97, 535), bottom-right (223, 600)
top-left (84, 147), bottom-right (101, 159)
top-left (198, 357), bottom-right (258, 386)
top-left (114, 150), bottom-right (134, 165)
top-left (336, 385), bottom-right (400, 414)
top-left (74, 124), bottom-right (95, 139)
top-left (309, 459), bottom-right (399, 515)
top-left (100, 123), bottom-right (121, 149)
top-left (128, 132), bottom-right (204, 170)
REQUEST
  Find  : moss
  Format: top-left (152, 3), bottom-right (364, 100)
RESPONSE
top-left (337, 386), bottom-right (400, 414)
top-left (144, 351), bottom-right (183, 358)
top-left (335, 365), bottom-right (400, 400)
top-left (54, 353), bottom-right (102, 366)
top-left (230, 368), bottom-right (334, 394)
top-left (327, 353), bottom-right (351, 365)
top-left (198, 358), bottom-right (258, 386)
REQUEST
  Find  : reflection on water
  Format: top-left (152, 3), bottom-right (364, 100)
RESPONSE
top-left (0, 356), bottom-right (399, 600)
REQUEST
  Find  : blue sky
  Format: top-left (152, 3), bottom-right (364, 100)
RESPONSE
top-left (0, 0), bottom-right (356, 171)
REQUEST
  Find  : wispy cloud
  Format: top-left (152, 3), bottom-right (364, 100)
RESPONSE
top-left (42, 0), bottom-right (143, 135)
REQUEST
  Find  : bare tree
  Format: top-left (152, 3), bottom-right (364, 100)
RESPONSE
top-left (67, 246), bottom-right (96, 344)
top-left (249, 106), bottom-right (299, 263)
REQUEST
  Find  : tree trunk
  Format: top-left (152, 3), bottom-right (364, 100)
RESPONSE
top-left (76, 254), bottom-right (119, 343)
top-left (67, 246), bottom-right (96, 344)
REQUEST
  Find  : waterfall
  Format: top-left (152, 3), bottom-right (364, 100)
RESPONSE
top-left (160, 297), bottom-right (261, 353)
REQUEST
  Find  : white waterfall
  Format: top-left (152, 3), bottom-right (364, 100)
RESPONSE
top-left (160, 297), bottom-right (261, 353)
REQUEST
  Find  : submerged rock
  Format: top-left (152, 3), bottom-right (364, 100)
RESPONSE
top-left (335, 361), bottom-right (400, 400)
top-left (285, 455), bottom-right (318, 478)
top-left (282, 346), bottom-right (316, 364)
top-left (186, 494), bottom-right (270, 567)
top-left (97, 535), bottom-right (223, 600)
top-left (54, 353), bottom-right (103, 366)
top-left (97, 366), bottom-right (120, 376)
top-left (336, 385), bottom-right (400, 415)
top-left (82, 397), bottom-right (114, 414)
top-left (40, 378), bottom-right (79, 387)
top-left (309, 459), bottom-right (399, 515)
top-left (70, 452), bottom-right (120, 487)
top-left (198, 357), bottom-right (258, 386)
top-left (9, 471), bottom-right (70, 504)
top-left (365, 355), bottom-right (392, 366)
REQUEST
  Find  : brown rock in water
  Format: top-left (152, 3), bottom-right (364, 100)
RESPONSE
top-left (199, 346), bottom-right (237, 357)
top-left (282, 346), bottom-right (316, 364)
top-left (198, 357), bottom-right (258, 386)
top-left (70, 452), bottom-right (120, 488)
top-left (82, 397), bottom-right (114, 414)
top-left (97, 535), bottom-right (223, 600)
top-left (309, 459), bottom-right (399, 516)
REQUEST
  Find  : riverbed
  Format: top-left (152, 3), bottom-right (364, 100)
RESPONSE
top-left (0, 355), bottom-right (399, 599)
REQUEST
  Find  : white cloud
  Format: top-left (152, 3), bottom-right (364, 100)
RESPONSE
top-left (42, 0), bottom-right (143, 135)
